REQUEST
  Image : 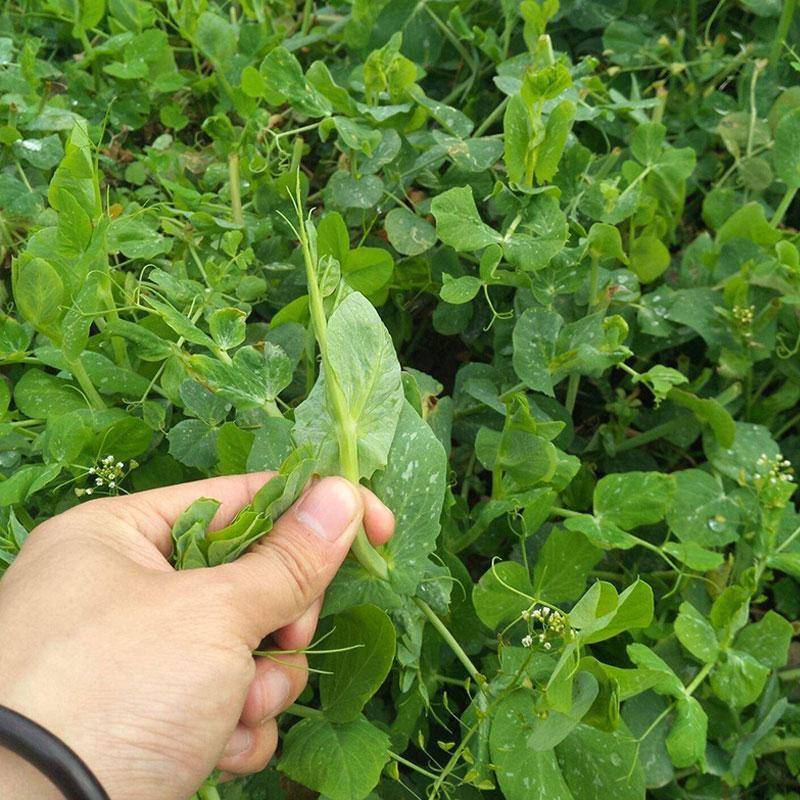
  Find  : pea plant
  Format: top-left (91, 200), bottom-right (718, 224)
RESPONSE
top-left (2, 1), bottom-right (800, 799)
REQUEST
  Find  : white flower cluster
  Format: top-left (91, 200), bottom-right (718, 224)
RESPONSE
top-left (75, 455), bottom-right (136, 497)
top-left (754, 452), bottom-right (795, 486)
top-left (520, 606), bottom-right (567, 651)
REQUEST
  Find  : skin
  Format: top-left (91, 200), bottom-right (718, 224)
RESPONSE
top-left (0, 473), bottom-right (395, 800)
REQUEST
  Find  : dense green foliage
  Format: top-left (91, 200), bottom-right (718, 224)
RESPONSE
top-left (2, 1), bottom-right (800, 798)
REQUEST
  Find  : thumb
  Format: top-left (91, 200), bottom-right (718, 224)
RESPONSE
top-left (216, 476), bottom-right (364, 644)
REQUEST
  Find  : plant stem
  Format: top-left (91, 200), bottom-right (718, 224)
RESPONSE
top-left (779, 667), bottom-right (800, 682)
top-left (67, 358), bottom-right (106, 410)
top-left (771, 0), bottom-right (797, 66)
top-left (286, 703), bottom-right (324, 719)
top-left (565, 373), bottom-right (580, 415)
top-left (474, 96), bottom-right (509, 137)
top-left (685, 661), bottom-right (713, 696)
top-left (228, 152), bottom-right (243, 227)
top-left (300, 0), bottom-right (314, 34)
top-left (615, 418), bottom-right (686, 452)
top-left (389, 751), bottom-right (441, 780)
top-left (758, 736), bottom-right (800, 755)
top-left (296, 189), bottom-right (388, 581)
top-left (198, 787), bottom-right (221, 800)
top-left (413, 597), bottom-right (482, 685)
top-left (771, 186), bottom-right (797, 227)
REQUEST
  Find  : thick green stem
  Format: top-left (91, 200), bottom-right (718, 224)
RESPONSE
top-left (297, 196), bottom-right (388, 581)
top-left (771, 186), bottom-right (797, 227)
top-left (565, 373), bottom-right (580, 415)
top-left (685, 661), bottom-right (713, 696)
top-left (228, 152), bottom-right (243, 227)
top-left (67, 357), bottom-right (106, 410)
top-left (413, 597), bottom-right (482, 685)
top-left (198, 787), bottom-right (221, 800)
top-left (771, 0), bottom-right (797, 66)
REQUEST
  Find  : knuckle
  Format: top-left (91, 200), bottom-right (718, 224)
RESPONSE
top-left (263, 536), bottom-right (322, 610)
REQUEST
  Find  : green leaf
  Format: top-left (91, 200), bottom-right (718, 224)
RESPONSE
top-left (512, 307), bottom-right (562, 397)
top-left (570, 579), bottom-right (654, 644)
top-left (344, 247), bottom-right (393, 294)
top-left (294, 292), bottom-right (404, 479)
top-left (665, 697), bottom-right (707, 768)
top-left (195, 11), bottom-right (237, 64)
top-left (431, 186), bottom-right (501, 251)
top-left (533, 528), bottom-right (602, 603)
top-left (666, 469), bottom-right (739, 546)
top-left (320, 604), bottom-right (396, 723)
top-left (13, 257), bottom-right (64, 340)
top-left (563, 514), bottom-right (639, 551)
top-left (209, 307), bottom-right (247, 350)
top-left (709, 648), bottom-right (769, 709)
top-left (629, 236), bottom-right (670, 283)
top-left (536, 100), bottom-right (576, 183)
top-left (473, 561), bottom-right (533, 629)
top-left (734, 610), bottom-right (793, 669)
top-left (373, 402), bottom-right (448, 595)
top-left (491, 689), bottom-right (575, 800)
top-left (670, 388), bottom-right (735, 449)
top-left (278, 716), bottom-right (390, 800)
top-left (384, 207), bottom-right (436, 256)
top-left (440, 274), bottom-right (482, 304)
top-left (13, 369), bottom-right (86, 420)
top-left (773, 107), bottom-right (800, 189)
top-left (188, 344), bottom-right (293, 410)
top-left (0, 463), bottom-right (61, 506)
top-left (704, 421), bottom-right (779, 484)
top-left (556, 724), bottom-right (646, 800)
top-left (674, 602), bottom-right (719, 663)
top-left (594, 471), bottom-right (673, 530)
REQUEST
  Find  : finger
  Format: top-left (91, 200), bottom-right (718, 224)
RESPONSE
top-left (240, 651), bottom-right (307, 728)
top-left (216, 719), bottom-right (278, 775)
top-left (95, 472), bottom-right (275, 557)
top-left (360, 487), bottom-right (395, 546)
top-left (216, 476), bottom-right (363, 645)
top-left (273, 596), bottom-right (323, 651)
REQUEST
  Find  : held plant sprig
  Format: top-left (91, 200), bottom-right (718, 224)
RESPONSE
top-left (282, 178), bottom-right (388, 580)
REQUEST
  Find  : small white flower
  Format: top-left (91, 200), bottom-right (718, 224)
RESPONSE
top-left (521, 635), bottom-right (533, 648)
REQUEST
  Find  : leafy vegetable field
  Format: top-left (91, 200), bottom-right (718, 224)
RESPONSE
top-left (3, 0), bottom-right (800, 798)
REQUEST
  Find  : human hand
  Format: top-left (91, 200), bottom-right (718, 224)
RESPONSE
top-left (0, 474), bottom-right (394, 800)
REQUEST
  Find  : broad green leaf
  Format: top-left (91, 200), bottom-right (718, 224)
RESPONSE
top-left (571, 579), bottom-right (653, 644)
top-left (563, 514), bottom-right (639, 551)
top-left (773, 107), bottom-right (800, 189)
top-left (13, 257), bottom-right (64, 340)
top-left (472, 561), bottom-right (533, 629)
top-left (629, 236), bottom-right (670, 283)
top-left (555, 723), bottom-right (646, 800)
top-left (665, 697), bottom-right (707, 768)
top-left (440, 274), bottom-right (482, 304)
top-left (532, 527), bottom-right (602, 603)
top-left (246, 418), bottom-right (294, 472)
top-left (320, 605), bottom-right (396, 723)
top-left (709, 648), bottom-right (769, 709)
top-left (13, 369), bottom-right (86, 420)
top-left (512, 307), bottom-right (562, 397)
top-left (666, 469), bottom-right (739, 546)
top-left (704, 422), bottom-right (780, 484)
top-left (528, 672), bottom-right (599, 750)
top-left (674, 602), bottom-right (719, 663)
top-left (278, 716), bottom-right (390, 800)
top-left (490, 689), bottom-right (575, 800)
top-left (384, 207), bottom-right (436, 256)
top-left (536, 100), bottom-right (576, 183)
top-left (373, 402), bottom-right (448, 595)
top-left (0, 463), bottom-right (61, 507)
top-left (188, 344), bottom-right (292, 410)
top-left (734, 610), bottom-right (793, 669)
top-left (208, 308), bottom-right (247, 350)
top-left (344, 247), bottom-right (393, 294)
top-left (594, 471), bottom-right (674, 529)
top-left (670, 388), bottom-right (735, 448)
top-left (294, 292), bottom-right (404, 479)
top-left (431, 186), bottom-right (501, 251)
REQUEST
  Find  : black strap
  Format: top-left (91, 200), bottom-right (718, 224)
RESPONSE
top-left (0, 705), bottom-right (110, 800)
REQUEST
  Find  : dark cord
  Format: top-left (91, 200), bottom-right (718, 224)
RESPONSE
top-left (0, 705), bottom-right (110, 800)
